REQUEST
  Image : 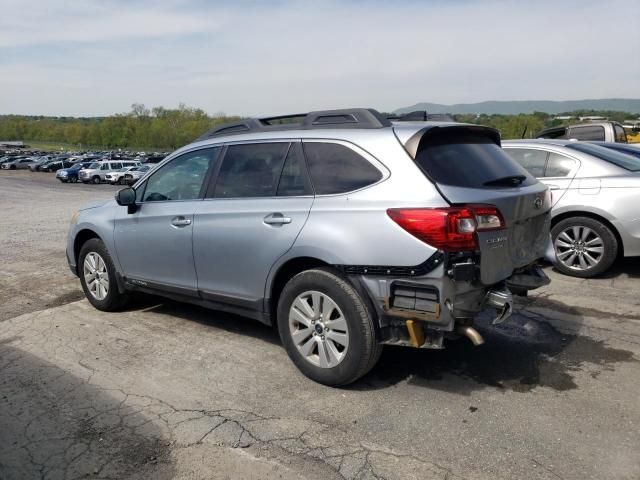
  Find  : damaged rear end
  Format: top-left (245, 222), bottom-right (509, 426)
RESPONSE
top-left (377, 123), bottom-right (551, 348)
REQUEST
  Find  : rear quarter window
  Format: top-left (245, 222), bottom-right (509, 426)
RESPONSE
top-left (303, 142), bottom-right (383, 194)
top-left (415, 132), bottom-right (536, 188)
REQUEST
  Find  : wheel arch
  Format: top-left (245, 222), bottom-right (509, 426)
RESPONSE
top-left (266, 256), bottom-right (381, 336)
top-left (551, 210), bottom-right (624, 257)
top-left (73, 229), bottom-right (103, 273)
top-left (267, 257), bottom-right (330, 325)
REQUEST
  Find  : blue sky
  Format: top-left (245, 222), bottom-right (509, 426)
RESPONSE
top-left (0, 0), bottom-right (638, 116)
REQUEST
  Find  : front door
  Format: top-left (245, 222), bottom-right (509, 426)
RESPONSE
top-left (114, 147), bottom-right (220, 293)
top-left (193, 141), bottom-right (314, 310)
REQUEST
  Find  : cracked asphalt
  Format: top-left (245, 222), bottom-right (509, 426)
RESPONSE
top-left (1, 170), bottom-right (640, 480)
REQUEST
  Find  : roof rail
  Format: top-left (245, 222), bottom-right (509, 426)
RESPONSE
top-left (195, 108), bottom-right (392, 142)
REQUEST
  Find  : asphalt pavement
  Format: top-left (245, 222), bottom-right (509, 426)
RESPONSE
top-left (1, 170), bottom-right (639, 480)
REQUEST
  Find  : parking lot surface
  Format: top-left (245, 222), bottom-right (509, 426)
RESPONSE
top-left (1, 170), bottom-right (639, 480)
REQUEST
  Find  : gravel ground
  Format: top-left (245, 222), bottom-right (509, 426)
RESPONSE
top-left (1, 170), bottom-right (639, 480)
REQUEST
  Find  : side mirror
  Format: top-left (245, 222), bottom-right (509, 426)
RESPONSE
top-left (115, 188), bottom-right (137, 213)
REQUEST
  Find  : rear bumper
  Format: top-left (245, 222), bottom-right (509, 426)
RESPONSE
top-left (355, 261), bottom-right (548, 347)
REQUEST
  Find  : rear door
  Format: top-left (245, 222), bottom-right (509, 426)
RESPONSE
top-left (409, 127), bottom-right (551, 285)
top-left (192, 141), bottom-right (313, 311)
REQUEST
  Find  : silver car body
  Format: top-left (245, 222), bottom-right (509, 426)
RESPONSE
top-left (503, 139), bottom-right (640, 258)
top-left (1, 157), bottom-right (37, 170)
top-left (67, 112), bottom-right (551, 349)
top-left (79, 160), bottom-right (140, 183)
top-left (105, 166), bottom-right (137, 184)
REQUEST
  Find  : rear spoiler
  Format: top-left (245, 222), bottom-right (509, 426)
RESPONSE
top-left (399, 124), bottom-right (502, 159)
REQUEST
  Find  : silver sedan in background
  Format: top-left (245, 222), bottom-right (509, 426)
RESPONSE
top-left (503, 139), bottom-right (640, 277)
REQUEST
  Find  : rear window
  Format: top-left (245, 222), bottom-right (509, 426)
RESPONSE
top-left (415, 132), bottom-right (536, 188)
top-left (567, 143), bottom-right (640, 171)
top-left (569, 125), bottom-right (605, 141)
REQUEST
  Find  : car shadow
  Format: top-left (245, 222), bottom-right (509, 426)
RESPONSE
top-left (120, 295), bottom-right (636, 394)
top-left (125, 294), bottom-right (281, 347)
top-left (352, 297), bottom-right (637, 393)
top-left (0, 340), bottom-right (175, 479)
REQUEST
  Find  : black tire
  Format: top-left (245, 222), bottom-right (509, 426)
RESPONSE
top-left (92, 176), bottom-right (101, 184)
top-left (277, 268), bottom-right (382, 386)
top-left (118, 177), bottom-right (125, 185)
top-left (10, 165), bottom-right (16, 170)
top-left (78, 238), bottom-right (130, 311)
top-left (59, 179), bottom-right (67, 183)
top-left (70, 176), bottom-right (78, 183)
top-left (551, 216), bottom-right (618, 278)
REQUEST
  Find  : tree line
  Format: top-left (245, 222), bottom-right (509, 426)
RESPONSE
top-left (0, 104), bottom-right (239, 150)
top-left (0, 104), bottom-right (637, 150)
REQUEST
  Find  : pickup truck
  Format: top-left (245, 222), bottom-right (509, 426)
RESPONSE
top-left (536, 121), bottom-right (628, 143)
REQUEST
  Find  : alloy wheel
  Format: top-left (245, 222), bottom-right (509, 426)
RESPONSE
top-left (288, 291), bottom-right (350, 368)
top-left (554, 225), bottom-right (604, 271)
top-left (83, 252), bottom-right (109, 300)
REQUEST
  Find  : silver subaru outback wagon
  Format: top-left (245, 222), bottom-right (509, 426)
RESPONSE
top-left (67, 108), bottom-right (552, 386)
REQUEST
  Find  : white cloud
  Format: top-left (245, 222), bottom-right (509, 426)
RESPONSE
top-left (0, 0), bottom-right (638, 116)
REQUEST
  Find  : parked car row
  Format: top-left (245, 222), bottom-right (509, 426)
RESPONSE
top-left (1, 150), bottom-right (166, 185)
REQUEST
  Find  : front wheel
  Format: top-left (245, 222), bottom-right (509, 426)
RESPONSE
top-left (277, 268), bottom-right (382, 386)
top-left (78, 238), bottom-right (130, 311)
top-left (92, 176), bottom-right (101, 184)
top-left (551, 216), bottom-right (618, 278)
top-left (70, 176), bottom-right (78, 183)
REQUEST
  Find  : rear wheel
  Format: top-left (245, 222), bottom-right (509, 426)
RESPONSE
top-left (78, 238), bottom-right (130, 311)
top-left (551, 216), bottom-right (618, 278)
top-left (277, 268), bottom-right (382, 386)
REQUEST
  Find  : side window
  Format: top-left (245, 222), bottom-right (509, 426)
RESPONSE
top-left (142, 147), bottom-right (219, 202)
top-left (212, 143), bottom-right (289, 198)
top-left (614, 124), bottom-right (627, 143)
top-left (101, 163), bottom-right (109, 170)
top-left (569, 125), bottom-right (605, 141)
top-left (276, 144), bottom-right (312, 196)
top-left (504, 148), bottom-right (548, 178)
top-left (112, 162), bottom-right (123, 170)
top-left (545, 153), bottom-right (577, 177)
top-left (303, 142), bottom-right (382, 195)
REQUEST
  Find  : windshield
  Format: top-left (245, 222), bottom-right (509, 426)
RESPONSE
top-left (567, 143), bottom-right (640, 172)
top-left (88, 162), bottom-right (101, 169)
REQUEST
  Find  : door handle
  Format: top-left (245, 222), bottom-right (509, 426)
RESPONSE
top-left (171, 216), bottom-right (192, 227)
top-left (546, 184), bottom-right (561, 191)
top-left (263, 213), bottom-right (292, 225)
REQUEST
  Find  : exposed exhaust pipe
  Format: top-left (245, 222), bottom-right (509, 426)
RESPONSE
top-left (456, 325), bottom-right (484, 346)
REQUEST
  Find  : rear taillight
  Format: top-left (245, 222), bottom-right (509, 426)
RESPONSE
top-left (387, 205), bottom-right (506, 251)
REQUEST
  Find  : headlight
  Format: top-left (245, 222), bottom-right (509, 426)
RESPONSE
top-left (70, 211), bottom-right (80, 225)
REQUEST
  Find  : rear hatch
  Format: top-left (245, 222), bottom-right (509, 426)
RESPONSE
top-left (400, 124), bottom-right (551, 285)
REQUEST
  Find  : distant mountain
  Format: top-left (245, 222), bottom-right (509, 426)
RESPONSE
top-left (395, 99), bottom-right (640, 115)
